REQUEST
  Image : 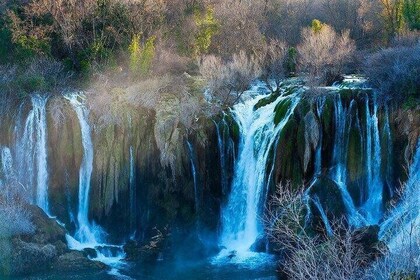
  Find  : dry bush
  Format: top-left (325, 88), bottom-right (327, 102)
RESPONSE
top-left (199, 50), bottom-right (261, 107)
top-left (265, 182), bottom-right (366, 280)
top-left (297, 22), bottom-right (355, 86)
top-left (364, 41), bottom-right (420, 101)
top-left (211, 0), bottom-right (266, 57)
top-left (152, 48), bottom-right (189, 76)
top-left (259, 39), bottom-right (289, 91)
top-left (124, 76), bottom-right (173, 110)
top-left (367, 174), bottom-right (420, 279)
top-left (363, 222), bottom-right (419, 280)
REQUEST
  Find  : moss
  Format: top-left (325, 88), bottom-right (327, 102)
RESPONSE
top-left (347, 125), bottom-right (363, 182)
top-left (254, 91), bottom-right (281, 110)
top-left (274, 99), bottom-right (292, 125)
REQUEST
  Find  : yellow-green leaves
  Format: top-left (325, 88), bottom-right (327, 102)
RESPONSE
top-left (129, 34), bottom-right (156, 76)
top-left (193, 8), bottom-right (219, 57)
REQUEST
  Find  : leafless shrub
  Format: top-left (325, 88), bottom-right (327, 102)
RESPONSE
top-left (212, 0), bottom-right (266, 57)
top-left (259, 39), bottom-right (289, 91)
top-left (0, 192), bottom-right (34, 238)
top-left (25, 57), bottom-right (73, 91)
top-left (153, 48), bottom-right (189, 76)
top-left (265, 182), bottom-right (366, 280)
top-left (124, 76), bottom-right (172, 110)
top-left (366, 176), bottom-right (420, 279)
top-left (199, 50), bottom-right (261, 107)
top-left (362, 221), bottom-right (419, 280)
top-left (364, 42), bottom-right (420, 101)
top-left (297, 22), bottom-right (355, 86)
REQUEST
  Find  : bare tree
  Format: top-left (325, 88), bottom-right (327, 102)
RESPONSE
top-left (199, 50), bottom-right (261, 107)
top-left (297, 20), bottom-right (355, 85)
top-left (364, 39), bottom-right (420, 101)
top-left (259, 39), bottom-right (288, 92)
top-left (265, 182), bottom-right (367, 280)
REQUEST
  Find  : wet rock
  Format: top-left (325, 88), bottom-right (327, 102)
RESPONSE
top-left (308, 176), bottom-right (346, 217)
top-left (21, 205), bottom-right (67, 247)
top-left (83, 247), bottom-right (98, 259)
top-left (52, 251), bottom-right (106, 272)
top-left (250, 235), bottom-right (268, 253)
top-left (352, 225), bottom-right (386, 263)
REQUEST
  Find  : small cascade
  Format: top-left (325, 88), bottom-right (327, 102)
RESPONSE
top-left (383, 105), bottom-right (394, 197)
top-left (363, 96), bottom-right (383, 224)
top-left (65, 93), bottom-right (98, 244)
top-left (312, 195), bottom-right (333, 236)
top-left (65, 93), bottom-right (126, 271)
top-left (16, 95), bottom-right (50, 214)
top-left (314, 97), bottom-right (326, 175)
top-left (129, 145), bottom-right (136, 233)
top-left (379, 140), bottom-right (420, 250)
top-left (0, 146), bottom-right (14, 189)
top-left (186, 141), bottom-right (199, 211)
top-left (214, 114), bottom-right (235, 196)
top-left (330, 96), bottom-right (365, 227)
top-left (219, 90), bottom-right (300, 254)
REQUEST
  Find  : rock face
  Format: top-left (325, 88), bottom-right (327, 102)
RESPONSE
top-left (0, 204), bottom-right (104, 276)
top-left (0, 86), bottom-right (418, 268)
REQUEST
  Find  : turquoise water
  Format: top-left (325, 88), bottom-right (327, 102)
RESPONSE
top-left (20, 256), bottom-right (278, 280)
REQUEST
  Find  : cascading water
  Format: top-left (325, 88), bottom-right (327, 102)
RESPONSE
top-left (379, 140), bottom-right (420, 250)
top-left (214, 114), bottom-right (236, 197)
top-left (314, 97), bottom-right (326, 175)
top-left (64, 93), bottom-right (126, 270)
top-left (16, 95), bottom-right (50, 214)
top-left (187, 141), bottom-right (199, 211)
top-left (129, 145), bottom-right (136, 233)
top-left (0, 146), bottom-right (13, 189)
top-left (330, 96), bottom-right (365, 227)
top-left (312, 195), bottom-right (333, 236)
top-left (219, 89), bottom-right (300, 255)
top-left (65, 93), bottom-right (99, 244)
top-left (363, 96), bottom-right (383, 224)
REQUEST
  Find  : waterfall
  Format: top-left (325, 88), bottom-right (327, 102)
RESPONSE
top-left (312, 195), bottom-right (333, 236)
top-left (0, 146), bottom-right (14, 191)
top-left (219, 91), bottom-right (300, 253)
top-left (65, 93), bottom-right (126, 271)
top-left (16, 95), bottom-right (49, 214)
top-left (65, 93), bottom-right (99, 244)
top-left (187, 141), bottom-right (199, 211)
top-left (129, 145), bottom-right (136, 232)
top-left (330, 96), bottom-right (365, 227)
top-left (363, 97), bottom-right (383, 224)
top-left (379, 140), bottom-right (420, 250)
top-left (383, 105), bottom-right (394, 197)
top-left (314, 97), bottom-right (326, 175)
top-left (214, 114), bottom-right (235, 196)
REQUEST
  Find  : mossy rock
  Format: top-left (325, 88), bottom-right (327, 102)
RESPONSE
top-left (274, 99), bottom-right (292, 125)
top-left (254, 91), bottom-right (281, 110)
top-left (275, 117), bottom-right (303, 186)
top-left (308, 176), bottom-right (346, 217)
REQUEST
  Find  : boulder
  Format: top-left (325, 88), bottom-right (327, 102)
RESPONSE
top-left (0, 238), bottom-right (57, 276)
top-left (352, 225), bottom-right (386, 263)
top-left (52, 251), bottom-right (106, 272)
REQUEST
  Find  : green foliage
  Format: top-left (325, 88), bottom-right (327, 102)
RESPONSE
top-left (311, 19), bottom-right (324, 33)
top-left (285, 47), bottom-right (297, 76)
top-left (274, 99), bottom-right (292, 125)
top-left (403, 0), bottom-right (420, 30)
top-left (129, 34), bottom-right (156, 76)
top-left (193, 8), bottom-right (219, 57)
